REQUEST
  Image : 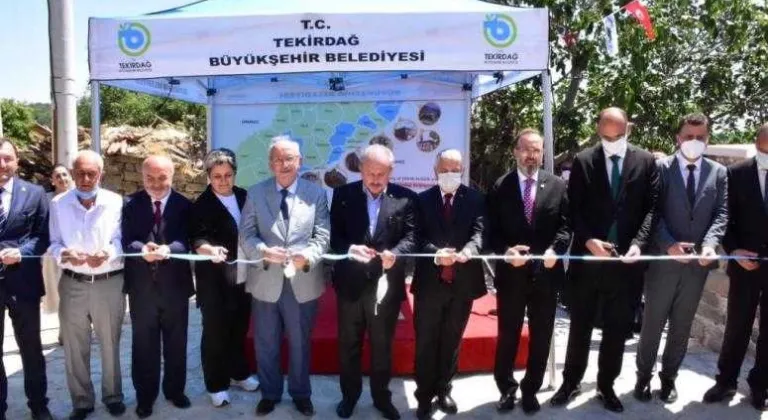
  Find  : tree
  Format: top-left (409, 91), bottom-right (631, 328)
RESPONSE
top-left (0, 100), bottom-right (35, 146)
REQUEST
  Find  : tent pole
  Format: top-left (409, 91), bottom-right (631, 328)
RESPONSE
top-left (90, 81), bottom-right (101, 154)
top-left (206, 78), bottom-right (213, 152)
top-left (541, 70), bottom-right (554, 173)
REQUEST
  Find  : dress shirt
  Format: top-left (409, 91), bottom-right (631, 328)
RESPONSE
top-left (759, 166), bottom-right (768, 199)
top-left (276, 178), bottom-right (298, 216)
top-left (48, 188), bottom-right (124, 275)
top-left (364, 184), bottom-right (386, 236)
top-left (676, 152), bottom-right (702, 191)
top-left (440, 189), bottom-right (456, 206)
top-left (0, 177), bottom-right (13, 215)
top-left (604, 147), bottom-right (626, 186)
top-left (148, 190), bottom-right (171, 214)
top-left (215, 192), bottom-right (241, 226)
top-left (517, 169), bottom-right (539, 203)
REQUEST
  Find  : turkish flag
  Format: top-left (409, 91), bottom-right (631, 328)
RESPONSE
top-left (625, 0), bottom-right (656, 40)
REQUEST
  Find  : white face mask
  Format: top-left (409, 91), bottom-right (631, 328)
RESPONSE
top-left (757, 151), bottom-right (768, 170)
top-left (437, 172), bottom-right (462, 193)
top-left (679, 139), bottom-right (707, 161)
top-left (601, 136), bottom-right (627, 156)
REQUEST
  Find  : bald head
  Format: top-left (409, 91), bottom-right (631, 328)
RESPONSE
top-left (142, 155), bottom-right (174, 200)
top-left (597, 107), bottom-right (629, 141)
top-left (361, 144), bottom-right (395, 196)
top-left (514, 129), bottom-right (544, 176)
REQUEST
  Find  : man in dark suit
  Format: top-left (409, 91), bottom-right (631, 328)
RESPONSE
top-left (0, 138), bottom-right (52, 420)
top-left (551, 107), bottom-right (659, 413)
top-left (704, 123), bottom-right (768, 411)
top-left (330, 144), bottom-right (418, 420)
top-left (412, 149), bottom-right (486, 419)
top-left (122, 155), bottom-right (194, 418)
top-left (488, 129), bottom-right (570, 415)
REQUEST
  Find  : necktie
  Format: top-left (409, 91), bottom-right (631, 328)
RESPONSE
top-left (608, 155), bottom-right (621, 242)
top-left (0, 187), bottom-right (6, 233)
top-left (523, 178), bottom-right (535, 224)
top-left (441, 193), bottom-right (454, 283)
top-left (153, 200), bottom-right (162, 230)
top-left (280, 188), bottom-right (290, 221)
top-left (763, 170), bottom-right (768, 213)
top-left (686, 164), bottom-right (696, 208)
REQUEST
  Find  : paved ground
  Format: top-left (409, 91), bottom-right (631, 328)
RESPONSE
top-left (4, 302), bottom-right (767, 420)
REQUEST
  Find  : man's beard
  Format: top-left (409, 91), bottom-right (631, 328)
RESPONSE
top-left (521, 165), bottom-right (537, 176)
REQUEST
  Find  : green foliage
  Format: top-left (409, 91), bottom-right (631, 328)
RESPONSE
top-left (0, 99), bottom-right (35, 146)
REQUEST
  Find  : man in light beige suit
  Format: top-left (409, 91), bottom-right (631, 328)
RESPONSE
top-left (240, 135), bottom-right (330, 417)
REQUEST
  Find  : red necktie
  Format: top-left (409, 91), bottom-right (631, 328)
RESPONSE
top-left (153, 201), bottom-right (162, 230)
top-left (441, 194), bottom-right (455, 283)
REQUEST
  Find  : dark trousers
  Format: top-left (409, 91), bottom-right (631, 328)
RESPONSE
top-left (494, 276), bottom-right (557, 397)
top-left (413, 286), bottom-right (472, 405)
top-left (128, 292), bottom-right (189, 407)
top-left (716, 274), bottom-right (768, 390)
top-left (198, 279), bottom-right (251, 393)
top-left (252, 278), bottom-right (319, 401)
top-left (562, 263), bottom-right (640, 389)
top-left (0, 293), bottom-right (48, 416)
top-left (337, 287), bottom-right (400, 405)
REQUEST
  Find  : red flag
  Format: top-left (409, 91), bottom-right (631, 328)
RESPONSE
top-left (625, 0), bottom-right (656, 40)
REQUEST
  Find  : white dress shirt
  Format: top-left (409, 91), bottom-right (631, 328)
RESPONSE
top-left (517, 169), bottom-right (539, 203)
top-left (676, 153), bottom-right (702, 191)
top-left (215, 192), bottom-right (241, 226)
top-left (758, 163), bottom-right (768, 200)
top-left (440, 189), bottom-right (456, 206)
top-left (48, 188), bottom-right (124, 274)
top-left (149, 190), bottom-right (171, 215)
top-left (364, 184), bottom-right (386, 236)
top-left (0, 177), bottom-right (13, 214)
top-left (605, 148), bottom-right (626, 186)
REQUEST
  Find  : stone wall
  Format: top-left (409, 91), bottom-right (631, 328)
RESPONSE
top-left (101, 153), bottom-right (208, 200)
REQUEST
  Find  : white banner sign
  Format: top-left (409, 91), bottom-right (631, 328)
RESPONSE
top-left (89, 10), bottom-right (549, 80)
top-left (212, 100), bottom-right (468, 192)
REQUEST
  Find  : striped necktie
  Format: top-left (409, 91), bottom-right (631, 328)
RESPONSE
top-left (0, 187), bottom-right (6, 232)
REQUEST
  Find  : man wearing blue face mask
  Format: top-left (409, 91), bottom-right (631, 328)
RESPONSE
top-left (634, 113), bottom-right (728, 404)
top-left (705, 123), bottom-right (768, 411)
top-left (412, 149), bottom-right (486, 419)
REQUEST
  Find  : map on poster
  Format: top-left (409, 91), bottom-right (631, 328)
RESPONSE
top-left (212, 100), bottom-right (467, 192)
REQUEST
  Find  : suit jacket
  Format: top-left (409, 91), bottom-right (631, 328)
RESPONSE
top-left (239, 177), bottom-right (330, 304)
top-left (487, 170), bottom-right (570, 292)
top-left (330, 181), bottom-right (418, 302)
top-left (568, 144), bottom-right (659, 257)
top-left (122, 189), bottom-right (194, 301)
top-left (650, 155), bottom-right (728, 274)
top-left (723, 157), bottom-right (768, 280)
top-left (0, 178), bottom-right (49, 301)
top-left (412, 185), bottom-right (486, 300)
top-left (189, 185), bottom-right (247, 286)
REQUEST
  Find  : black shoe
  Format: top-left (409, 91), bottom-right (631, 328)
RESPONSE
top-left (373, 400), bottom-right (401, 420)
top-left (596, 388), bottom-right (624, 413)
top-left (416, 402), bottom-right (434, 419)
top-left (497, 391), bottom-right (516, 412)
top-left (521, 394), bottom-right (541, 414)
top-left (106, 402), bottom-right (126, 416)
top-left (293, 398), bottom-right (315, 416)
top-left (256, 399), bottom-right (277, 416)
top-left (436, 394), bottom-right (457, 414)
top-left (633, 376), bottom-right (652, 402)
top-left (703, 383), bottom-right (737, 403)
top-left (31, 407), bottom-right (54, 420)
top-left (335, 399), bottom-right (355, 418)
top-left (135, 406), bottom-right (152, 419)
top-left (751, 389), bottom-right (768, 411)
top-left (659, 378), bottom-right (678, 403)
top-left (167, 395), bottom-right (191, 409)
top-left (68, 407), bottom-right (94, 420)
top-left (550, 383), bottom-right (580, 407)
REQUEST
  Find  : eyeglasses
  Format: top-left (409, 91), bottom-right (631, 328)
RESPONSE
top-left (271, 156), bottom-right (299, 165)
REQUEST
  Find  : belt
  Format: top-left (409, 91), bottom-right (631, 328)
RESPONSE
top-left (63, 269), bottom-right (123, 283)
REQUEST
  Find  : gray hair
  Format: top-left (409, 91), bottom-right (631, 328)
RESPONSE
top-left (434, 149), bottom-right (463, 169)
top-left (204, 148), bottom-right (237, 174)
top-left (73, 150), bottom-right (104, 172)
top-left (268, 135), bottom-right (301, 160)
top-left (360, 144), bottom-right (395, 168)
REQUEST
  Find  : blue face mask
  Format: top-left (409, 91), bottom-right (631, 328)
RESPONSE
top-left (75, 187), bottom-right (98, 201)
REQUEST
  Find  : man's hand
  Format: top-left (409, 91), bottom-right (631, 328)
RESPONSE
top-left (381, 250), bottom-right (396, 270)
top-left (349, 245), bottom-right (376, 263)
top-left (196, 244), bottom-right (228, 263)
top-left (732, 249), bottom-right (759, 271)
top-left (543, 248), bottom-right (558, 269)
top-left (667, 242), bottom-right (695, 264)
top-left (586, 239), bottom-right (613, 257)
top-left (155, 245), bottom-right (171, 260)
top-left (263, 246), bottom-right (288, 264)
top-left (292, 253), bottom-right (309, 271)
top-left (699, 246), bottom-right (718, 266)
top-left (436, 248), bottom-right (456, 266)
top-left (505, 245), bottom-right (530, 268)
top-left (142, 242), bottom-right (161, 263)
top-left (85, 250), bottom-right (109, 268)
top-left (621, 244), bottom-right (642, 264)
top-left (454, 248), bottom-right (472, 264)
top-left (61, 248), bottom-right (87, 266)
top-left (0, 248), bottom-right (22, 266)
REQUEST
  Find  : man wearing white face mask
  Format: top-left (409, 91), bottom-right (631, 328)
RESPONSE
top-left (411, 149), bottom-right (486, 419)
top-left (634, 113), bottom-right (728, 405)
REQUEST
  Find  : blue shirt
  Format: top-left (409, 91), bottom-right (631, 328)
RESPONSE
top-left (364, 185), bottom-right (385, 236)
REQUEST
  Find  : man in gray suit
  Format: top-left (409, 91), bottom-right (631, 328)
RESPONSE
top-left (240, 136), bottom-right (331, 417)
top-left (634, 113), bottom-right (728, 404)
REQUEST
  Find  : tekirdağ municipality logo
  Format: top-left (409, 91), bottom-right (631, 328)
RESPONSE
top-left (483, 14), bottom-right (517, 48)
top-left (118, 22), bottom-right (151, 57)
